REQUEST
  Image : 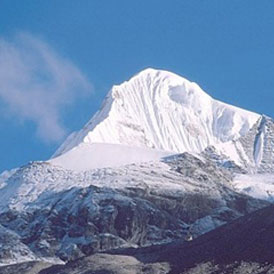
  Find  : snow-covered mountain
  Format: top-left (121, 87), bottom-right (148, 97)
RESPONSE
top-left (0, 68), bottom-right (273, 269)
top-left (52, 68), bottom-right (259, 160)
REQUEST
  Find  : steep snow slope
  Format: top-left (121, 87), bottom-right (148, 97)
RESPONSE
top-left (53, 68), bottom-right (260, 160)
top-left (214, 115), bottom-right (274, 173)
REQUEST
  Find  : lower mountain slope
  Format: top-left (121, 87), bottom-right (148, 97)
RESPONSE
top-left (2, 204), bottom-right (274, 274)
top-left (110, 203), bottom-right (274, 274)
top-left (0, 153), bottom-right (269, 265)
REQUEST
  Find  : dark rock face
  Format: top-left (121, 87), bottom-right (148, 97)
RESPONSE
top-left (108, 204), bottom-right (274, 273)
top-left (0, 185), bottom-right (186, 261)
top-left (3, 204), bottom-right (274, 273)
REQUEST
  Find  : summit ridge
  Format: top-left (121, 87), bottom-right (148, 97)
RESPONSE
top-left (53, 68), bottom-right (260, 160)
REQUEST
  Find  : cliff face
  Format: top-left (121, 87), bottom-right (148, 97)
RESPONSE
top-left (3, 204), bottom-right (274, 274)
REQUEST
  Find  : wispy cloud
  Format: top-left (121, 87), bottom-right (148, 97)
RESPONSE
top-left (0, 33), bottom-right (92, 142)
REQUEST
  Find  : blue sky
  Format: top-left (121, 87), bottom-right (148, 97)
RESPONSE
top-left (0, 0), bottom-right (274, 172)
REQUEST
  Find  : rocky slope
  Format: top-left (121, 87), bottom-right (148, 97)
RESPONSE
top-left (0, 153), bottom-right (269, 265)
top-left (110, 203), bottom-right (274, 273)
top-left (2, 204), bottom-right (274, 273)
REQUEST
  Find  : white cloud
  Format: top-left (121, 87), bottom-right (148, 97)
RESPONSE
top-left (0, 33), bottom-right (92, 142)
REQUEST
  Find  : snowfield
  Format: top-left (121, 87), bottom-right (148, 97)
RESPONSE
top-left (49, 142), bottom-right (172, 171)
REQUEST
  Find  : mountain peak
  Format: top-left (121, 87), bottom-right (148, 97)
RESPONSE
top-left (53, 69), bottom-right (260, 161)
top-left (117, 67), bottom-right (209, 100)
